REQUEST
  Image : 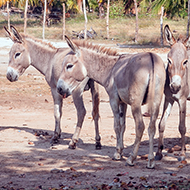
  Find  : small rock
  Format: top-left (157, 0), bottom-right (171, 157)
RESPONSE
top-left (51, 168), bottom-right (60, 173)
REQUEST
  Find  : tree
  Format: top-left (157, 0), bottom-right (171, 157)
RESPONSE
top-left (77, 0), bottom-right (82, 12)
top-left (140, 0), bottom-right (188, 18)
top-left (0, 0), bottom-right (11, 30)
top-left (187, 0), bottom-right (190, 37)
top-left (134, 0), bottom-right (138, 42)
top-left (83, 0), bottom-right (87, 39)
top-left (42, 0), bottom-right (47, 39)
top-left (24, 0), bottom-right (28, 34)
top-left (106, 0), bottom-right (110, 39)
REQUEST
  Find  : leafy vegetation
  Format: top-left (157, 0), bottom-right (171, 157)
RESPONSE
top-left (0, 11), bottom-right (188, 46)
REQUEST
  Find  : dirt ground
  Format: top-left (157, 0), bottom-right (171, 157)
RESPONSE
top-left (1, 39), bottom-right (190, 189)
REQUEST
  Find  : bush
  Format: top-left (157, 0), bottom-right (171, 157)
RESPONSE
top-left (109, 0), bottom-right (125, 19)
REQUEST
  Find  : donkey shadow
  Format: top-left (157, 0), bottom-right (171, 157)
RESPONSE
top-left (0, 125), bottom-right (190, 161)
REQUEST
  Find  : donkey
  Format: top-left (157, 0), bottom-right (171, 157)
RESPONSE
top-left (4, 25), bottom-right (102, 149)
top-left (155, 25), bottom-right (190, 161)
top-left (57, 36), bottom-right (166, 168)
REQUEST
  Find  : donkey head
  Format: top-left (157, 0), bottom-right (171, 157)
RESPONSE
top-left (4, 25), bottom-right (31, 82)
top-left (57, 36), bottom-right (87, 98)
top-left (164, 24), bottom-right (190, 94)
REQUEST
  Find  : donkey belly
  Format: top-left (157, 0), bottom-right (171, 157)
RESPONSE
top-left (116, 77), bottom-right (149, 106)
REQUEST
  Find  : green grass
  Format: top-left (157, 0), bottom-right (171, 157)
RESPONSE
top-left (0, 12), bottom-right (189, 45)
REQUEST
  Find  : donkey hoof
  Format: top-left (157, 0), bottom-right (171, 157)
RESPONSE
top-left (125, 162), bottom-right (134, 167)
top-left (125, 157), bottom-right (134, 167)
top-left (68, 143), bottom-right (76, 149)
top-left (95, 142), bottom-right (102, 150)
top-left (146, 165), bottom-right (155, 169)
top-left (146, 161), bottom-right (155, 169)
top-left (50, 138), bottom-right (59, 146)
top-left (155, 153), bottom-right (163, 161)
top-left (113, 152), bottom-right (122, 160)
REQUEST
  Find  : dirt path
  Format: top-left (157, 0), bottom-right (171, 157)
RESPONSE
top-left (0, 38), bottom-right (190, 189)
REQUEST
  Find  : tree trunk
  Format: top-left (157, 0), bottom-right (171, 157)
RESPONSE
top-left (106, 0), bottom-right (110, 39)
top-left (83, 0), bottom-right (87, 39)
top-left (187, 0), bottom-right (190, 37)
top-left (134, 0), bottom-right (138, 43)
top-left (7, 0), bottom-right (10, 31)
top-left (42, 0), bottom-right (47, 39)
top-left (77, 0), bottom-right (83, 13)
top-left (160, 6), bottom-right (164, 46)
top-left (24, 0), bottom-right (29, 34)
top-left (63, 3), bottom-right (65, 40)
top-left (98, 0), bottom-right (105, 19)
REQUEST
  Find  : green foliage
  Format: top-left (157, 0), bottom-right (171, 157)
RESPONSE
top-left (66, 0), bottom-right (79, 13)
top-left (109, 0), bottom-right (125, 18)
top-left (88, 0), bottom-right (98, 12)
top-left (140, 0), bottom-right (188, 19)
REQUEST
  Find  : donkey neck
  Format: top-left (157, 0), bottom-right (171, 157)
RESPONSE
top-left (25, 37), bottom-right (57, 76)
top-left (81, 48), bottom-right (119, 87)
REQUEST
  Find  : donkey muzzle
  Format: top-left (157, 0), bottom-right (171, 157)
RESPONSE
top-left (57, 79), bottom-right (71, 98)
top-left (169, 75), bottom-right (181, 94)
top-left (6, 67), bottom-right (19, 82)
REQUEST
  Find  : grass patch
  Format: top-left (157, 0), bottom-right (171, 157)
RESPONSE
top-left (0, 12), bottom-right (189, 45)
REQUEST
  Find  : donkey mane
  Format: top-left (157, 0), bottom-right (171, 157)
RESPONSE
top-left (73, 40), bottom-right (119, 56)
top-left (21, 33), bottom-right (57, 50)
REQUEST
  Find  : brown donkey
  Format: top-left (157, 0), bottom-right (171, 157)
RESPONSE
top-left (57, 36), bottom-right (166, 168)
top-left (155, 25), bottom-right (190, 161)
top-left (4, 25), bottom-right (101, 149)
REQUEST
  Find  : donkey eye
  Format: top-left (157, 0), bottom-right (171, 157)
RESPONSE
top-left (168, 58), bottom-right (172, 65)
top-left (66, 63), bottom-right (74, 70)
top-left (183, 60), bottom-right (188, 66)
top-left (15, 52), bottom-right (21, 59)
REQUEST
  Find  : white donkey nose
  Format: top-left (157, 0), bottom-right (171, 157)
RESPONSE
top-left (6, 67), bottom-right (19, 82)
top-left (170, 75), bottom-right (181, 94)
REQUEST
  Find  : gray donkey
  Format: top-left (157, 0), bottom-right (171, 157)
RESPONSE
top-left (155, 25), bottom-right (190, 161)
top-left (57, 36), bottom-right (166, 168)
top-left (4, 25), bottom-right (101, 149)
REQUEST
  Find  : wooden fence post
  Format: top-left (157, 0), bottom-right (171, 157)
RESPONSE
top-left (160, 6), bottom-right (164, 46)
top-left (24, 0), bottom-right (28, 34)
top-left (63, 3), bottom-right (65, 40)
top-left (106, 0), bottom-right (110, 39)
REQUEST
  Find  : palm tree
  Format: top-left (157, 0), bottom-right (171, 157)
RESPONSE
top-left (140, 0), bottom-right (188, 18)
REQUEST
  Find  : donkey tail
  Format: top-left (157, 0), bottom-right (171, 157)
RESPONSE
top-left (147, 52), bottom-right (156, 117)
top-left (88, 79), bottom-right (100, 120)
top-left (147, 52), bottom-right (165, 117)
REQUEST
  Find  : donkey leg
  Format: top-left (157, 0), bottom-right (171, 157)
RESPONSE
top-left (126, 106), bottom-right (145, 166)
top-left (50, 88), bottom-right (63, 145)
top-left (89, 80), bottom-right (101, 149)
top-left (110, 98), bottom-right (124, 160)
top-left (177, 98), bottom-right (187, 161)
top-left (147, 106), bottom-right (160, 169)
top-left (155, 97), bottom-right (174, 160)
top-left (119, 103), bottom-right (127, 154)
top-left (68, 78), bottom-right (89, 149)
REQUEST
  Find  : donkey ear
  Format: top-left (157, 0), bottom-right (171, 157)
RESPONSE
top-left (65, 35), bottom-right (79, 54)
top-left (10, 25), bottom-right (23, 43)
top-left (164, 25), bottom-right (176, 46)
top-left (4, 26), bottom-right (16, 42)
top-left (184, 36), bottom-right (190, 49)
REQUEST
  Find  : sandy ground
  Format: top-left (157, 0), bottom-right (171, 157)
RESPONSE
top-left (0, 37), bottom-right (190, 189)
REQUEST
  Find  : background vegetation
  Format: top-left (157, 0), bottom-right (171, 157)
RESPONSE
top-left (0, 0), bottom-right (189, 46)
